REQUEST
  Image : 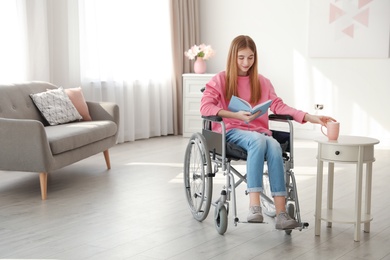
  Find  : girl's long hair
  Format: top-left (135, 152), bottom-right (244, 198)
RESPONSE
top-left (225, 35), bottom-right (261, 104)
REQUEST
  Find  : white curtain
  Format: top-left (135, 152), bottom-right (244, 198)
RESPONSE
top-left (0, 0), bottom-right (174, 143)
top-left (78, 0), bottom-right (174, 143)
top-left (0, 0), bottom-right (50, 83)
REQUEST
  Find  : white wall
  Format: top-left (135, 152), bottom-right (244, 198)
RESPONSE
top-left (199, 0), bottom-right (390, 148)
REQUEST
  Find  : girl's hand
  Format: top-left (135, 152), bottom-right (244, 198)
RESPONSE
top-left (216, 109), bottom-right (261, 123)
top-left (236, 111), bottom-right (260, 123)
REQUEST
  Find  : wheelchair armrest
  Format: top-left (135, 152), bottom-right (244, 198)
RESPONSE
top-left (269, 114), bottom-right (293, 121)
top-left (201, 115), bottom-right (223, 122)
top-left (202, 114), bottom-right (292, 123)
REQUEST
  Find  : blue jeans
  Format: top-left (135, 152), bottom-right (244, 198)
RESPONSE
top-left (226, 129), bottom-right (286, 197)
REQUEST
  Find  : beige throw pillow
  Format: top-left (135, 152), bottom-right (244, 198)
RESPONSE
top-left (64, 87), bottom-right (92, 121)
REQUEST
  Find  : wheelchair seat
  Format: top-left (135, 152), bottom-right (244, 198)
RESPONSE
top-left (225, 130), bottom-right (290, 161)
top-left (202, 114), bottom-right (291, 162)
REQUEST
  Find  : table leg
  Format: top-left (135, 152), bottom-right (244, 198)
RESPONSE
top-left (315, 146), bottom-right (323, 236)
top-left (327, 162), bottom-right (334, 228)
top-left (354, 146), bottom-right (364, 242)
top-left (364, 162), bottom-right (373, 233)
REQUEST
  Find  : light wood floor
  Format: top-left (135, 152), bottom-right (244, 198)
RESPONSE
top-left (0, 135), bottom-right (389, 260)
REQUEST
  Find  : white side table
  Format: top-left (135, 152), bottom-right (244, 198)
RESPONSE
top-left (314, 135), bottom-right (379, 242)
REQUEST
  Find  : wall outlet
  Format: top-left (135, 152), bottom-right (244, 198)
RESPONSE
top-left (314, 104), bottom-right (324, 110)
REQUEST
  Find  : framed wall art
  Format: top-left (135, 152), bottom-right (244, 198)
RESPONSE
top-left (309, 0), bottom-right (390, 58)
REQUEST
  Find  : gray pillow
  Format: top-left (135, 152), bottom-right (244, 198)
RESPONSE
top-left (30, 87), bottom-right (82, 125)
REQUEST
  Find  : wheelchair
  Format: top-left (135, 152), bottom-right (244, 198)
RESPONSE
top-left (183, 113), bottom-right (309, 235)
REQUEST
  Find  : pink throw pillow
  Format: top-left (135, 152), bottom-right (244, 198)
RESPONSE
top-left (64, 87), bottom-right (92, 121)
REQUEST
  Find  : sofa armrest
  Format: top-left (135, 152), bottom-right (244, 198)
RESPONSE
top-left (0, 118), bottom-right (53, 172)
top-left (86, 101), bottom-right (120, 126)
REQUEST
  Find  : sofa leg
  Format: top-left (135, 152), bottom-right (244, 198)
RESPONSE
top-left (39, 172), bottom-right (48, 200)
top-left (103, 150), bottom-right (111, 169)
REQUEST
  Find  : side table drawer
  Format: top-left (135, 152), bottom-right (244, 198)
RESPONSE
top-left (320, 144), bottom-right (375, 163)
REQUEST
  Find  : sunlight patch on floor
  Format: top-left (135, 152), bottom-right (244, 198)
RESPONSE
top-left (125, 162), bottom-right (183, 168)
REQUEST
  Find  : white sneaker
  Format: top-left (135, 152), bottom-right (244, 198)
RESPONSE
top-left (275, 211), bottom-right (300, 230)
top-left (247, 206), bottom-right (263, 223)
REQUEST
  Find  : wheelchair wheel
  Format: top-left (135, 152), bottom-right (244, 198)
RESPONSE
top-left (287, 203), bottom-right (295, 219)
top-left (261, 174), bottom-right (276, 217)
top-left (184, 133), bottom-right (213, 222)
top-left (215, 205), bottom-right (228, 235)
top-left (285, 203), bottom-right (295, 235)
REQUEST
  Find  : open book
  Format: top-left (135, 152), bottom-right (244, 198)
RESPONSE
top-left (228, 95), bottom-right (272, 119)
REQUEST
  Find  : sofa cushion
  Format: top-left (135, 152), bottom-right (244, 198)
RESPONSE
top-left (44, 121), bottom-right (118, 155)
top-left (30, 87), bottom-right (82, 125)
top-left (64, 87), bottom-right (92, 121)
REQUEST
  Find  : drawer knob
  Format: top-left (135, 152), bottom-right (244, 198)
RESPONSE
top-left (335, 151), bottom-right (340, 155)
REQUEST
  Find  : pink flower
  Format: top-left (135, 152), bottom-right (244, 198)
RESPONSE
top-left (184, 44), bottom-right (215, 60)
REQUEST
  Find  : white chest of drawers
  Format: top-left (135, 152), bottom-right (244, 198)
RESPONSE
top-left (182, 73), bottom-right (214, 137)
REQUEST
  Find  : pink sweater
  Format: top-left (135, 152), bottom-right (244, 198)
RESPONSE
top-left (200, 71), bottom-right (307, 136)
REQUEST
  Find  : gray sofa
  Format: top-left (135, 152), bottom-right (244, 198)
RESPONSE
top-left (0, 82), bottom-right (119, 200)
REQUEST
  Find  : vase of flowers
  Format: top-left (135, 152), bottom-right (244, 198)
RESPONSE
top-left (185, 44), bottom-right (215, 74)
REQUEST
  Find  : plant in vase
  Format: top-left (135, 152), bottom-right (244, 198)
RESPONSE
top-left (184, 44), bottom-right (215, 74)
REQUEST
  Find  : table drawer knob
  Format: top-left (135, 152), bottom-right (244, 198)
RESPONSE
top-left (335, 151), bottom-right (340, 155)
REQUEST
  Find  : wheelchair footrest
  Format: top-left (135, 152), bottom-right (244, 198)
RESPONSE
top-left (281, 222), bottom-right (309, 231)
top-left (239, 221), bottom-right (269, 224)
